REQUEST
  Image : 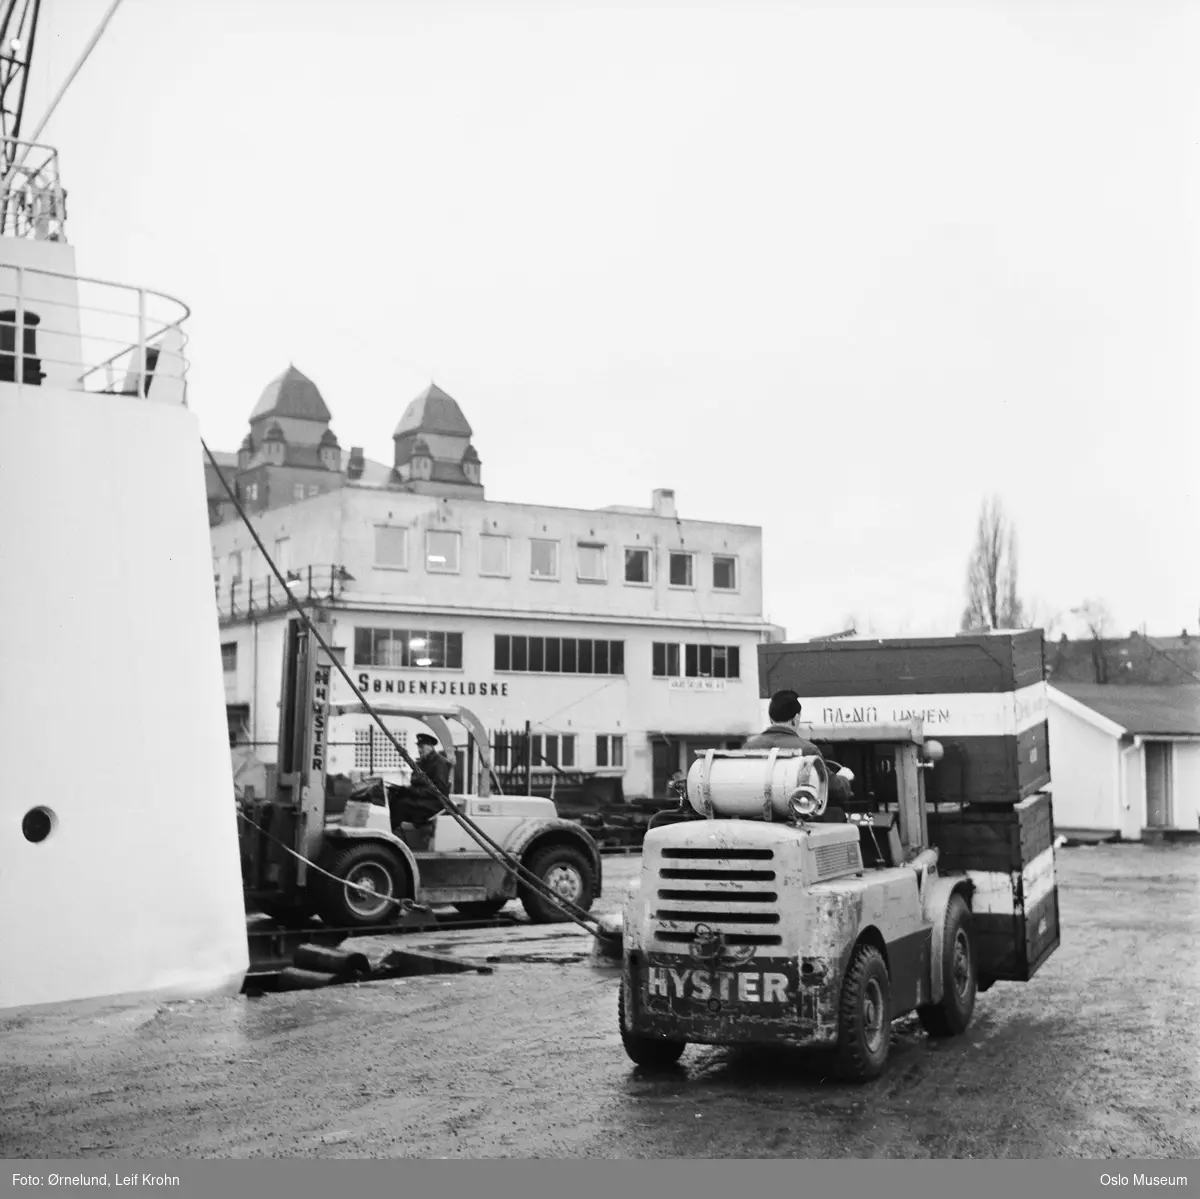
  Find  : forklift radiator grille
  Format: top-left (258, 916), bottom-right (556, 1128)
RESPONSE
top-left (649, 847), bottom-right (782, 948)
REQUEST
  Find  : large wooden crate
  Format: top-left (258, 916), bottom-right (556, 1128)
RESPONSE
top-left (926, 792), bottom-right (1060, 983)
top-left (757, 631), bottom-right (1051, 805)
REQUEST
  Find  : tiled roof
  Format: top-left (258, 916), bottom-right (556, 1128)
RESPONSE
top-left (393, 382), bottom-right (473, 438)
top-left (1054, 684), bottom-right (1200, 736)
top-left (250, 365), bottom-right (332, 423)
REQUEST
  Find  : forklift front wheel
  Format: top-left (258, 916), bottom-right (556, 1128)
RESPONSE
top-left (618, 978), bottom-right (686, 1069)
top-left (917, 893), bottom-right (978, 1038)
top-left (316, 843), bottom-right (411, 929)
top-left (519, 843), bottom-right (596, 924)
top-left (835, 943), bottom-right (892, 1083)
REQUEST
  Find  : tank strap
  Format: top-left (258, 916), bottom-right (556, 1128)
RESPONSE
top-left (699, 750), bottom-right (716, 819)
top-left (763, 748), bottom-right (780, 820)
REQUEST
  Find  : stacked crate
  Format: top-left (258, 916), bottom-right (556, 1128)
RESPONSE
top-left (757, 630), bottom-right (1060, 984)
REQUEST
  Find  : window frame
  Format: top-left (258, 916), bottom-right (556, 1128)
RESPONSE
top-left (530, 538), bottom-right (560, 580)
top-left (353, 626), bottom-right (464, 670)
top-left (683, 643), bottom-right (741, 680)
top-left (623, 546), bottom-right (651, 587)
top-left (576, 541), bottom-right (608, 583)
top-left (493, 634), bottom-right (625, 676)
top-left (652, 641), bottom-right (682, 678)
top-left (479, 533), bottom-right (511, 578)
top-left (668, 551), bottom-right (694, 589)
top-left (425, 529), bottom-right (462, 575)
top-left (712, 554), bottom-right (738, 591)
top-left (595, 733), bottom-right (626, 770)
top-left (373, 525), bottom-right (409, 571)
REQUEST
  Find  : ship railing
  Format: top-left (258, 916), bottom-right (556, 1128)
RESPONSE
top-left (0, 263), bottom-right (190, 400)
top-left (0, 140), bottom-right (66, 241)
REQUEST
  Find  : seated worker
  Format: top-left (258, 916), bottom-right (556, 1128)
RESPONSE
top-left (385, 732), bottom-right (453, 830)
top-left (744, 689), bottom-right (855, 815)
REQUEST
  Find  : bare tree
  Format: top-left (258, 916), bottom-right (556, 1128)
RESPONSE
top-left (961, 495), bottom-right (1026, 631)
top-left (1077, 599), bottom-right (1113, 683)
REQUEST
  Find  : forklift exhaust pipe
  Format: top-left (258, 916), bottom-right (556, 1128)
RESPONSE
top-left (590, 913), bottom-right (624, 963)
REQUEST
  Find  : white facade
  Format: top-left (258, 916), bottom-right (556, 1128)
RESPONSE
top-left (211, 484), bottom-right (779, 800)
top-left (1047, 687), bottom-right (1200, 839)
top-left (0, 145), bottom-right (249, 1012)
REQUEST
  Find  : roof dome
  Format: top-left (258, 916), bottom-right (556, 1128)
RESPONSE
top-left (250, 365), bottom-right (332, 423)
top-left (319, 428), bottom-right (339, 447)
top-left (393, 382), bottom-right (472, 439)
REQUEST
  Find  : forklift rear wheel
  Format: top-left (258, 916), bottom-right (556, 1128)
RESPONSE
top-left (618, 977), bottom-right (685, 1068)
top-left (519, 844), bottom-right (596, 924)
top-left (835, 943), bottom-right (892, 1082)
top-left (917, 893), bottom-right (978, 1037)
top-left (316, 843), bottom-right (411, 929)
top-left (452, 899), bottom-right (509, 919)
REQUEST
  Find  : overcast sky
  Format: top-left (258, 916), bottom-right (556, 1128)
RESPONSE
top-left (31, 0), bottom-right (1199, 640)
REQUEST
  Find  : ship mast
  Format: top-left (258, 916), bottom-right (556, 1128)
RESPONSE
top-left (0, 0), bottom-right (41, 178)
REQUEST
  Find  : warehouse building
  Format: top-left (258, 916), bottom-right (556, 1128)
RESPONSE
top-left (208, 367), bottom-right (783, 804)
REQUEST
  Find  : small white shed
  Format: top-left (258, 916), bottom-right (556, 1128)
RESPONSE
top-left (1047, 684), bottom-right (1200, 841)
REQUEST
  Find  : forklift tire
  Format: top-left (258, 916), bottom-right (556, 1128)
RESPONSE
top-left (619, 977), bottom-right (685, 1069)
top-left (519, 843), bottom-right (596, 924)
top-left (917, 893), bottom-right (978, 1038)
top-left (452, 899), bottom-right (509, 919)
top-left (835, 943), bottom-right (892, 1083)
top-left (315, 842), bottom-right (411, 930)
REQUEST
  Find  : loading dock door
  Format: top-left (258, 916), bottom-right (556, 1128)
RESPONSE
top-left (1145, 742), bottom-right (1173, 828)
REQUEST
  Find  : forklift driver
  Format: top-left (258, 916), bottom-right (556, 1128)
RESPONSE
top-left (385, 733), bottom-right (453, 830)
top-left (744, 689), bottom-right (855, 816)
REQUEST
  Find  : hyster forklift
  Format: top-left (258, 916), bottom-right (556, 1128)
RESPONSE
top-left (240, 616), bottom-right (603, 929)
top-left (619, 719), bottom-right (1059, 1081)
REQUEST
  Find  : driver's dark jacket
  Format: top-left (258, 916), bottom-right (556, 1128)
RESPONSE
top-left (742, 723), bottom-right (822, 755)
top-left (411, 749), bottom-right (452, 800)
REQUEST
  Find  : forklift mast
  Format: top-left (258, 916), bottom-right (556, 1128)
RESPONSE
top-left (275, 613), bottom-right (335, 886)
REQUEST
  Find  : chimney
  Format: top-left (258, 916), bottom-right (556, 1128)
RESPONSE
top-left (652, 488), bottom-right (676, 518)
top-left (347, 447), bottom-right (364, 480)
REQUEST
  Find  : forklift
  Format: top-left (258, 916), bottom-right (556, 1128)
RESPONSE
top-left (239, 615), bottom-right (604, 929)
top-left (618, 718), bottom-right (1059, 1080)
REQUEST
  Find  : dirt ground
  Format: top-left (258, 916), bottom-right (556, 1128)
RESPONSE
top-left (1, 842), bottom-right (1197, 1159)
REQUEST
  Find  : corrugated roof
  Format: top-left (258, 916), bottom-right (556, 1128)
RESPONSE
top-left (250, 365), bottom-right (332, 423)
top-left (1054, 684), bottom-right (1200, 736)
top-left (393, 382), bottom-right (473, 438)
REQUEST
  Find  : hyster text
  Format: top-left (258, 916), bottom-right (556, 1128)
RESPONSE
top-left (646, 968), bottom-right (792, 1003)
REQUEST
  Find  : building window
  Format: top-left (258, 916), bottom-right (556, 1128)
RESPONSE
top-left (354, 627), bottom-right (463, 669)
top-left (577, 542), bottom-right (607, 582)
top-left (494, 635), bottom-right (624, 675)
top-left (426, 530), bottom-right (461, 573)
top-left (221, 642), bottom-right (237, 673)
top-left (354, 727), bottom-right (409, 770)
top-left (652, 642), bottom-right (681, 678)
top-left (293, 483), bottom-right (305, 502)
top-left (228, 551), bottom-right (243, 584)
top-left (713, 555), bottom-right (737, 590)
top-left (308, 484), bottom-right (320, 497)
top-left (374, 526), bottom-right (408, 569)
top-left (596, 734), bottom-right (625, 769)
top-left (684, 644), bottom-right (741, 679)
top-left (530, 538), bottom-right (559, 579)
top-left (480, 534), bottom-right (510, 577)
top-left (246, 483), bottom-right (258, 502)
top-left (273, 537), bottom-right (290, 572)
top-left (669, 552), bottom-right (694, 588)
top-left (531, 734), bottom-right (576, 769)
top-left (624, 548), bottom-right (651, 585)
